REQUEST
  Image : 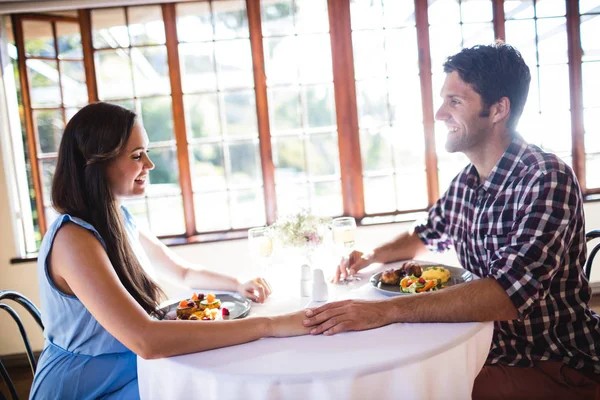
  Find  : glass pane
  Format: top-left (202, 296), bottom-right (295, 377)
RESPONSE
top-left (179, 43), bottom-right (217, 93)
top-left (34, 109), bottom-right (64, 154)
top-left (213, 0), bottom-right (249, 40)
top-left (385, 28), bottom-right (419, 77)
top-left (276, 183), bottom-right (310, 215)
top-left (56, 22), bottom-right (82, 59)
top-left (582, 62), bottom-right (600, 109)
top-left (91, 8), bottom-right (129, 48)
top-left (122, 197), bottom-right (150, 232)
top-left (264, 37), bottom-right (298, 85)
top-left (304, 85), bottom-right (335, 128)
top-left (310, 181), bottom-right (343, 216)
top-left (95, 49), bottom-right (134, 100)
top-left (537, 18), bottom-right (567, 65)
top-left (109, 99), bottom-right (135, 110)
top-left (191, 143), bottom-right (225, 192)
top-left (273, 136), bottom-right (307, 182)
top-left (195, 192), bottom-right (230, 232)
top-left (297, 34), bottom-right (332, 84)
top-left (40, 159), bottom-right (57, 206)
top-left (428, 0), bottom-right (461, 25)
top-left (228, 141), bottom-right (261, 186)
top-left (535, 0), bottom-right (565, 18)
top-left (437, 154), bottom-right (469, 193)
top-left (504, 20), bottom-right (538, 69)
top-left (462, 23), bottom-right (495, 48)
top-left (361, 129), bottom-right (393, 173)
top-left (537, 111), bottom-right (572, 154)
top-left (295, 0), bottom-right (329, 34)
top-left (504, 0), bottom-right (534, 19)
top-left (184, 93), bottom-right (221, 138)
top-left (581, 15), bottom-right (600, 62)
top-left (128, 6), bottom-right (165, 46)
top-left (147, 196), bottom-right (185, 235)
top-left (230, 189), bottom-right (266, 228)
top-left (147, 147), bottom-right (180, 195)
top-left (383, 0), bottom-right (415, 28)
top-left (222, 91), bottom-right (257, 136)
top-left (586, 154), bottom-right (600, 189)
top-left (140, 97), bottom-right (174, 142)
top-left (306, 133), bottom-right (339, 177)
top-left (356, 79), bottom-right (389, 129)
top-left (460, 0), bottom-right (493, 23)
top-left (352, 31), bottom-right (386, 80)
top-left (27, 59), bottom-right (61, 108)
top-left (65, 108), bottom-right (80, 123)
top-left (580, 1), bottom-right (600, 14)
top-left (538, 64), bottom-right (570, 112)
top-left (428, 24), bottom-right (462, 72)
top-left (364, 176), bottom-right (395, 214)
top-left (176, 2), bottom-right (213, 42)
top-left (215, 39), bottom-right (254, 90)
top-left (396, 168), bottom-right (428, 210)
top-left (261, 0), bottom-right (295, 37)
top-left (350, 0), bottom-right (383, 31)
top-left (584, 108), bottom-right (600, 153)
top-left (269, 86), bottom-right (302, 134)
top-left (132, 46), bottom-right (170, 97)
top-left (394, 139), bottom-right (426, 169)
top-left (60, 61), bottom-right (88, 106)
top-left (388, 77), bottom-right (423, 126)
top-left (23, 20), bottom-right (55, 58)
top-left (45, 207), bottom-right (59, 230)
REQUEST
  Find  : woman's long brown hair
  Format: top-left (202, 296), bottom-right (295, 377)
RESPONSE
top-left (52, 102), bottom-right (165, 317)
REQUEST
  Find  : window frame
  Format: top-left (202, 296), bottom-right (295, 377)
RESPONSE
top-left (7, 0), bottom-right (595, 253)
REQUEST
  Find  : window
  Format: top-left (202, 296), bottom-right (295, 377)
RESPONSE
top-left (4, 0), bottom-right (597, 255)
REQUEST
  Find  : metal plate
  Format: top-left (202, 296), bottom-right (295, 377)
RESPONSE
top-left (370, 263), bottom-right (477, 297)
top-left (156, 292), bottom-right (252, 320)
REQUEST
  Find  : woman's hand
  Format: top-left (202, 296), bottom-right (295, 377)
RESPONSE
top-left (237, 277), bottom-right (272, 303)
top-left (268, 310), bottom-right (311, 338)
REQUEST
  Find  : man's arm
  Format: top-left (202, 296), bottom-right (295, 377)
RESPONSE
top-left (304, 278), bottom-right (517, 335)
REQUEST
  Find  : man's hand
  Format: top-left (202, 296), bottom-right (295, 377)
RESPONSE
top-left (303, 299), bottom-right (389, 335)
top-left (237, 277), bottom-right (272, 303)
top-left (331, 250), bottom-right (374, 283)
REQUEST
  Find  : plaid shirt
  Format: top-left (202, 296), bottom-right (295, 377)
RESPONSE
top-left (415, 135), bottom-right (600, 373)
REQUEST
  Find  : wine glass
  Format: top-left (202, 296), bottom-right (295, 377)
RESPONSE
top-left (248, 226), bottom-right (273, 277)
top-left (331, 216), bottom-right (359, 283)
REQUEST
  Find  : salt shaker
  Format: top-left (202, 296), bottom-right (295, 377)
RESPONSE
top-left (300, 264), bottom-right (311, 297)
top-left (311, 268), bottom-right (328, 302)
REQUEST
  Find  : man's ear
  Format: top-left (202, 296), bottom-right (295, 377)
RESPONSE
top-left (491, 97), bottom-right (511, 124)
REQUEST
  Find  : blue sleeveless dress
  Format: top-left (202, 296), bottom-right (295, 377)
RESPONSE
top-left (30, 207), bottom-right (155, 399)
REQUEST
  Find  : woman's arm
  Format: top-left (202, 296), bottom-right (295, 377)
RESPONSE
top-left (138, 229), bottom-right (270, 302)
top-left (50, 223), bottom-right (305, 359)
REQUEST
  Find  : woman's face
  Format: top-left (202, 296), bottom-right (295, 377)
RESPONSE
top-left (105, 123), bottom-right (154, 199)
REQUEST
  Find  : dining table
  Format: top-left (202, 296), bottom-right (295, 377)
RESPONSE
top-left (137, 261), bottom-right (494, 400)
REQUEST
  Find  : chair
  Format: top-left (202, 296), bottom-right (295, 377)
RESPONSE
top-left (585, 230), bottom-right (600, 281)
top-left (0, 291), bottom-right (44, 400)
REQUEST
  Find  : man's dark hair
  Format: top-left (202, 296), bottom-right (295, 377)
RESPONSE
top-left (443, 42), bottom-right (531, 130)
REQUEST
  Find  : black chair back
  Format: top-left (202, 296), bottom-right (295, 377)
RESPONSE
top-left (585, 230), bottom-right (600, 282)
top-left (0, 291), bottom-right (44, 400)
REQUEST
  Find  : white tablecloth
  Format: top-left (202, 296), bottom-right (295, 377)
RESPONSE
top-left (138, 263), bottom-right (494, 400)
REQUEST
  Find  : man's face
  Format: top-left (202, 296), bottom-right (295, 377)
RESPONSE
top-left (435, 71), bottom-right (493, 154)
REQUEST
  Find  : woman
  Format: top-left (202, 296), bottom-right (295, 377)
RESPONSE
top-left (30, 102), bottom-right (308, 399)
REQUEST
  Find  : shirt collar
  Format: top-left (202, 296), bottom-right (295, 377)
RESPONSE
top-left (464, 134), bottom-right (529, 196)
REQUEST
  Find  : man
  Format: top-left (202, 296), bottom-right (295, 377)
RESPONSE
top-left (303, 42), bottom-right (600, 398)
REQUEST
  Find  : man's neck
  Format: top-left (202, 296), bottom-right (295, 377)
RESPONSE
top-left (465, 130), bottom-right (513, 183)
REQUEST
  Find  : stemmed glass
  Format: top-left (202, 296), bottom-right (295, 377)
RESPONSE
top-left (331, 216), bottom-right (359, 283)
top-left (248, 227), bottom-right (273, 277)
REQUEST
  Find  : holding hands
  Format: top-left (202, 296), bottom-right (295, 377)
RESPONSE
top-left (303, 300), bottom-right (389, 335)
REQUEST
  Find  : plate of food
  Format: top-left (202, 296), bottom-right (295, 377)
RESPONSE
top-left (370, 261), bottom-right (476, 296)
top-left (155, 291), bottom-right (251, 321)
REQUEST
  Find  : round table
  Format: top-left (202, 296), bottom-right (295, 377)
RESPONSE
top-left (137, 263), bottom-right (494, 400)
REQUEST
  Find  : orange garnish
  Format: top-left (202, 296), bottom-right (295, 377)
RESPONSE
top-left (206, 293), bottom-right (216, 303)
top-left (191, 292), bottom-right (199, 301)
top-left (178, 300), bottom-right (189, 308)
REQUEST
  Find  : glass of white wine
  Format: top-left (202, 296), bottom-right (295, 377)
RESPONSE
top-left (331, 216), bottom-right (359, 283)
top-left (248, 227), bottom-right (273, 277)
